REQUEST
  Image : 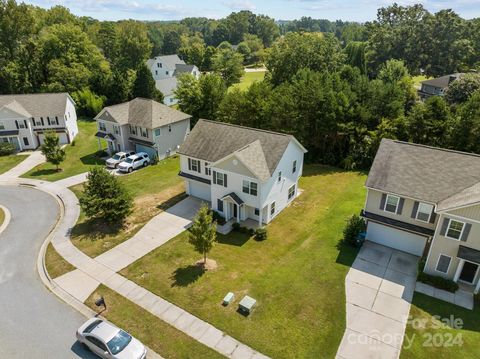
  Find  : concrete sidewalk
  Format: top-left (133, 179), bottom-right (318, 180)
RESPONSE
top-left (0, 151), bottom-right (45, 179)
top-left (54, 172), bottom-right (88, 188)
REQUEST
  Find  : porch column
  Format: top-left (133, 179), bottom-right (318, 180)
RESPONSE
top-left (258, 207), bottom-right (263, 226)
top-left (237, 204), bottom-right (240, 223)
top-left (454, 259), bottom-right (465, 282)
top-left (475, 275), bottom-right (480, 294)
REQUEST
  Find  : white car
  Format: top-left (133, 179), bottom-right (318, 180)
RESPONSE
top-left (106, 151), bottom-right (135, 169)
top-left (76, 318), bottom-right (146, 359)
top-left (117, 152), bottom-right (150, 173)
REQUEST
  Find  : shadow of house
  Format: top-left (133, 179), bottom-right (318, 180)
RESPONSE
top-left (80, 152), bottom-right (106, 166)
top-left (335, 241), bottom-right (360, 268)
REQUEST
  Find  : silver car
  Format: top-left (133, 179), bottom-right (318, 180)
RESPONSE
top-left (76, 318), bottom-right (146, 359)
top-left (106, 151), bottom-right (135, 169)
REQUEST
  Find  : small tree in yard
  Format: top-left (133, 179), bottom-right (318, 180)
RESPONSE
top-left (343, 214), bottom-right (366, 247)
top-left (188, 204), bottom-right (217, 266)
top-left (79, 167), bottom-right (133, 223)
top-left (41, 131), bottom-right (65, 171)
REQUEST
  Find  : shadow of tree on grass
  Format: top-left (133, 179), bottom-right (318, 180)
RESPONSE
top-left (171, 264), bottom-right (205, 287)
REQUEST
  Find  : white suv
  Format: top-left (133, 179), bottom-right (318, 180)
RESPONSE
top-left (118, 152), bottom-right (150, 173)
top-left (105, 151), bottom-right (135, 169)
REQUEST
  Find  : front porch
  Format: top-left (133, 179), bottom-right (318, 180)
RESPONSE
top-left (217, 218), bottom-right (261, 235)
top-left (95, 131), bottom-right (116, 154)
top-left (453, 245), bottom-right (480, 294)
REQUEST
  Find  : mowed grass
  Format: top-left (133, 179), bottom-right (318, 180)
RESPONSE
top-left (120, 165), bottom-right (366, 358)
top-left (0, 154), bottom-right (28, 175)
top-left (22, 119), bottom-right (106, 181)
top-left (70, 156), bottom-right (184, 257)
top-left (229, 71), bottom-right (266, 92)
top-left (412, 75), bottom-right (429, 87)
top-left (85, 286), bottom-right (224, 359)
top-left (401, 293), bottom-right (480, 359)
top-left (0, 207), bottom-right (4, 227)
top-left (45, 243), bottom-right (75, 279)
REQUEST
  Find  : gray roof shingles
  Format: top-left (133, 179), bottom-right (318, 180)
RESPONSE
top-left (366, 139), bottom-right (480, 210)
top-left (178, 119), bottom-right (305, 181)
top-left (0, 93), bottom-right (71, 117)
top-left (421, 73), bottom-right (463, 89)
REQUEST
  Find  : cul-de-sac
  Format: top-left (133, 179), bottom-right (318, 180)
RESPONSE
top-left (1, 1), bottom-right (480, 358)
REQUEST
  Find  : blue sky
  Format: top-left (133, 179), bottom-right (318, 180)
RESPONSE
top-left (24, 0), bottom-right (480, 22)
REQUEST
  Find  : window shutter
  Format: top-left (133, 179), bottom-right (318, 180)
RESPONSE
top-left (15, 120), bottom-right (19, 129)
top-left (213, 171), bottom-right (217, 184)
top-left (224, 174), bottom-right (227, 187)
top-left (47, 117), bottom-right (51, 125)
top-left (41, 117), bottom-right (44, 126)
top-left (380, 193), bottom-right (387, 210)
top-left (397, 198), bottom-right (405, 215)
top-left (411, 201), bottom-right (419, 218)
top-left (440, 218), bottom-right (449, 236)
top-left (429, 209), bottom-right (437, 224)
top-left (460, 223), bottom-right (472, 242)
top-left (188, 158), bottom-right (191, 170)
top-left (197, 161), bottom-right (201, 173)
top-left (24, 120), bottom-right (27, 128)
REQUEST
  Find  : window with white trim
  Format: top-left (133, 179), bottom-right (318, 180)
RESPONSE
top-left (205, 162), bottom-right (211, 176)
top-left (114, 126), bottom-right (120, 135)
top-left (0, 122), bottom-right (4, 130)
top-left (435, 254), bottom-right (451, 274)
top-left (446, 220), bottom-right (464, 240)
top-left (278, 171), bottom-right (282, 182)
top-left (292, 160), bottom-right (297, 174)
top-left (215, 172), bottom-right (225, 186)
top-left (270, 201), bottom-right (276, 216)
top-left (98, 122), bottom-right (106, 132)
top-left (191, 159), bottom-right (200, 172)
top-left (416, 202), bottom-right (433, 222)
top-left (288, 185), bottom-right (296, 201)
top-left (155, 128), bottom-right (161, 136)
top-left (242, 180), bottom-right (257, 196)
top-left (384, 194), bottom-right (399, 213)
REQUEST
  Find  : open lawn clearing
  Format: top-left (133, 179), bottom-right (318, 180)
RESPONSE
top-left (121, 165), bottom-right (366, 358)
top-left (0, 155), bottom-right (28, 175)
top-left (70, 156), bottom-right (184, 257)
top-left (45, 243), bottom-right (76, 279)
top-left (401, 292), bottom-right (480, 359)
top-left (22, 119), bottom-right (106, 181)
top-left (230, 71), bottom-right (266, 92)
top-left (85, 285), bottom-right (224, 359)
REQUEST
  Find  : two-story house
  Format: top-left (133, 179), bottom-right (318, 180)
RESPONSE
top-left (418, 73), bottom-right (463, 101)
top-left (363, 138), bottom-right (480, 294)
top-left (178, 119), bottom-right (307, 226)
top-left (94, 98), bottom-right (191, 160)
top-left (0, 93), bottom-right (78, 151)
top-left (146, 55), bottom-right (200, 106)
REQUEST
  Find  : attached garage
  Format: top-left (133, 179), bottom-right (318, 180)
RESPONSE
top-left (38, 132), bottom-right (69, 145)
top-left (188, 180), bottom-right (211, 202)
top-left (366, 221), bottom-right (427, 256)
top-left (135, 144), bottom-right (157, 161)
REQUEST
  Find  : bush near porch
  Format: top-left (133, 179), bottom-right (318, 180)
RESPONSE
top-left (120, 165), bottom-right (367, 358)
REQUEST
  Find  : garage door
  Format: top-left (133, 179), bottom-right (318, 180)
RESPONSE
top-left (189, 181), bottom-right (211, 201)
top-left (135, 144), bottom-right (157, 161)
top-left (366, 222), bottom-right (426, 256)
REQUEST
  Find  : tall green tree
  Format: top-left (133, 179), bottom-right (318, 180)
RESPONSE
top-left (188, 204), bottom-right (217, 266)
top-left (116, 20), bottom-right (151, 71)
top-left (451, 91), bottom-right (480, 153)
top-left (445, 73), bottom-right (480, 105)
top-left (212, 48), bottom-right (244, 87)
top-left (132, 64), bottom-right (164, 102)
top-left (41, 131), bottom-right (66, 171)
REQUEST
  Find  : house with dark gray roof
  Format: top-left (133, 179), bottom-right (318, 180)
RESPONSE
top-left (146, 54), bottom-right (200, 106)
top-left (94, 98), bottom-right (191, 160)
top-left (363, 138), bottom-right (480, 294)
top-left (178, 119), bottom-right (307, 228)
top-left (418, 73), bottom-right (463, 101)
top-left (0, 93), bottom-right (78, 151)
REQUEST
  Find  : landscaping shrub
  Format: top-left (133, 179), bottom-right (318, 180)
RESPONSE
top-left (417, 272), bottom-right (459, 293)
top-left (254, 227), bottom-right (268, 241)
top-left (248, 228), bottom-right (255, 236)
top-left (475, 293), bottom-right (480, 307)
top-left (232, 222), bottom-right (241, 231)
top-left (343, 214), bottom-right (366, 246)
top-left (72, 88), bottom-right (106, 118)
top-left (0, 142), bottom-right (16, 156)
top-left (211, 210), bottom-right (226, 225)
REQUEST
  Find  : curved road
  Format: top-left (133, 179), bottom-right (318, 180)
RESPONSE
top-left (0, 186), bottom-right (96, 358)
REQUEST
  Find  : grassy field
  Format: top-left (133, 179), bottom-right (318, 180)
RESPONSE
top-left (120, 165), bottom-right (366, 358)
top-left (412, 75), bottom-right (429, 87)
top-left (0, 207), bottom-right (4, 227)
top-left (45, 243), bottom-right (75, 279)
top-left (85, 286), bottom-right (224, 359)
top-left (230, 71), bottom-right (266, 92)
top-left (401, 293), bottom-right (480, 359)
top-left (22, 119), bottom-right (106, 181)
top-left (0, 154), bottom-right (28, 175)
top-left (70, 156), bottom-right (184, 257)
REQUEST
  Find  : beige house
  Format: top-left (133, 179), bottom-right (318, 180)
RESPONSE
top-left (363, 139), bottom-right (480, 294)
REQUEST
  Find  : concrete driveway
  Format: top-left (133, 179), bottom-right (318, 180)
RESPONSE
top-left (337, 242), bottom-right (419, 359)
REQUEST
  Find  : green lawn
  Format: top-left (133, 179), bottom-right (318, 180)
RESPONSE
top-left (120, 165), bottom-right (366, 358)
top-left (0, 154), bottom-right (28, 175)
top-left (45, 243), bottom-right (75, 279)
top-left (401, 293), bottom-right (480, 359)
top-left (85, 286), bottom-right (224, 359)
top-left (70, 156), bottom-right (184, 257)
top-left (230, 71), bottom-right (266, 92)
top-left (412, 75), bottom-right (429, 87)
top-left (22, 119), bottom-right (106, 181)
top-left (0, 207), bottom-right (4, 227)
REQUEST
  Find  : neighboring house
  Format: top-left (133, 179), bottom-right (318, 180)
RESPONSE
top-left (0, 93), bottom-right (78, 151)
top-left (146, 55), bottom-right (200, 106)
top-left (418, 73), bottom-right (463, 101)
top-left (178, 119), bottom-right (307, 226)
top-left (363, 138), bottom-right (480, 293)
top-left (94, 97), bottom-right (191, 160)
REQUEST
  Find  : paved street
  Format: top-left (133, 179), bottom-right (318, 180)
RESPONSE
top-left (0, 185), bottom-right (96, 359)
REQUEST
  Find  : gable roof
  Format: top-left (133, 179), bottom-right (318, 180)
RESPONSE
top-left (0, 93), bottom-right (71, 117)
top-left (366, 139), bottom-right (480, 208)
top-left (95, 98), bottom-right (190, 129)
top-left (421, 73), bottom-right (463, 89)
top-left (178, 119), bottom-right (306, 182)
top-left (147, 54), bottom-right (185, 70)
top-left (173, 64), bottom-right (196, 76)
top-left (155, 77), bottom-right (178, 97)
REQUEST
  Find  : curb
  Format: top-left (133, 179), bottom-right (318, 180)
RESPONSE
top-left (0, 204), bottom-right (11, 236)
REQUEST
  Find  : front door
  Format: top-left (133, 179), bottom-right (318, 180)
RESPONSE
top-left (108, 141), bottom-right (115, 154)
top-left (459, 261), bottom-right (479, 283)
top-left (233, 204), bottom-right (238, 219)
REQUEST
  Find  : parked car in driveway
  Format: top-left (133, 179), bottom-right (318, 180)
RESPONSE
top-left (76, 318), bottom-right (146, 359)
top-left (105, 151), bottom-right (135, 169)
top-left (117, 152), bottom-right (150, 173)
